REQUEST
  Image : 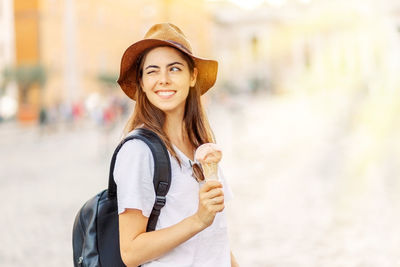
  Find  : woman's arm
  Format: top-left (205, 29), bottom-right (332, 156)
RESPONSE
top-left (231, 251), bottom-right (239, 267)
top-left (119, 180), bottom-right (225, 267)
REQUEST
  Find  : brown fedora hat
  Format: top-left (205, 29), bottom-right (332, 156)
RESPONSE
top-left (117, 23), bottom-right (218, 100)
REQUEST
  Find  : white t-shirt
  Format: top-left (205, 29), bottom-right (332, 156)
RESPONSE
top-left (113, 137), bottom-right (233, 267)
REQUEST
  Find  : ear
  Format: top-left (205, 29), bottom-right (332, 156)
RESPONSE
top-left (190, 67), bottom-right (198, 87)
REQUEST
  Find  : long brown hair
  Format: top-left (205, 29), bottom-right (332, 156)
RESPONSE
top-left (122, 46), bottom-right (215, 167)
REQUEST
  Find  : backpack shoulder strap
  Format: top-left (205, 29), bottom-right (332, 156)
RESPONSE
top-left (107, 128), bottom-right (172, 232)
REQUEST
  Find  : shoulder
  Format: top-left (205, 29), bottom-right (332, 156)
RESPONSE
top-left (115, 138), bottom-right (154, 174)
top-left (114, 137), bottom-right (155, 186)
top-left (118, 138), bottom-right (152, 158)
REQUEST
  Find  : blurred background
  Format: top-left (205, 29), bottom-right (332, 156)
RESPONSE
top-left (1, 0), bottom-right (400, 266)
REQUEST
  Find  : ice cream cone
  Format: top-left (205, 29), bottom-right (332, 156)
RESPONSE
top-left (201, 162), bottom-right (219, 181)
top-left (194, 143), bottom-right (222, 181)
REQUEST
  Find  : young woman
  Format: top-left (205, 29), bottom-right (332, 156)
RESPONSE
top-left (114, 23), bottom-right (239, 267)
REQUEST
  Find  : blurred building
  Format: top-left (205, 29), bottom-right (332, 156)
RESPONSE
top-left (0, 0), bottom-right (16, 120)
top-left (208, 0), bottom-right (276, 95)
top-left (208, 0), bottom-right (400, 96)
top-left (10, 0), bottom-right (214, 122)
top-left (8, 0), bottom-right (400, 122)
top-left (13, 0), bottom-right (43, 121)
top-left (0, 0), bottom-right (15, 75)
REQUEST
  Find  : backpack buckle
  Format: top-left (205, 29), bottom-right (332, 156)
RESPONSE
top-left (155, 196), bottom-right (166, 208)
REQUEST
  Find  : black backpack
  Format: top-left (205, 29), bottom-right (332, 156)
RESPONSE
top-left (72, 128), bottom-right (171, 267)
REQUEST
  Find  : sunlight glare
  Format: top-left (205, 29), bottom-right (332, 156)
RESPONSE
top-left (229, 0), bottom-right (265, 10)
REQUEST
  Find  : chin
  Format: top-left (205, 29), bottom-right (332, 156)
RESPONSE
top-left (159, 106), bottom-right (179, 114)
top-left (147, 95), bottom-right (186, 114)
top-left (157, 103), bottom-right (185, 114)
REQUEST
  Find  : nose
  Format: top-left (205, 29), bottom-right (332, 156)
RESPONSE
top-left (158, 70), bottom-right (171, 86)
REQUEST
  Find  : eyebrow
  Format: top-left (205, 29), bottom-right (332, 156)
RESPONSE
top-left (144, 61), bottom-right (184, 70)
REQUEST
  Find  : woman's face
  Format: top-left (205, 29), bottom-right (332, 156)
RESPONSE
top-left (140, 46), bottom-right (198, 115)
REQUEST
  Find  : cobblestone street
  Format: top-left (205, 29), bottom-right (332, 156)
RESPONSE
top-left (1, 94), bottom-right (400, 266)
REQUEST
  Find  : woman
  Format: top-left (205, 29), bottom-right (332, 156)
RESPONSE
top-left (114, 23), bottom-right (239, 267)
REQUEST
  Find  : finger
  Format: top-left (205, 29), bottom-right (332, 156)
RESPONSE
top-left (200, 181), bottom-right (222, 193)
top-left (203, 188), bottom-right (224, 200)
top-left (210, 196), bottom-right (224, 205)
top-left (200, 188), bottom-right (223, 203)
top-left (200, 191), bottom-right (223, 205)
top-left (213, 203), bottom-right (225, 213)
top-left (203, 196), bottom-right (224, 208)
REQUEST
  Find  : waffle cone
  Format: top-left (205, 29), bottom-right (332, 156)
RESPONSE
top-left (201, 162), bottom-right (218, 181)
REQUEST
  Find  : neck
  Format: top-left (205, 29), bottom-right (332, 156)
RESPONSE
top-left (164, 109), bottom-right (186, 143)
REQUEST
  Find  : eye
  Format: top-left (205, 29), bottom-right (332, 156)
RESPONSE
top-left (146, 70), bottom-right (156, 75)
top-left (170, 66), bottom-right (181, 72)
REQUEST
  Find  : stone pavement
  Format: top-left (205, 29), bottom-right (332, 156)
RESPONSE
top-left (210, 94), bottom-right (400, 267)
top-left (1, 93), bottom-right (400, 266)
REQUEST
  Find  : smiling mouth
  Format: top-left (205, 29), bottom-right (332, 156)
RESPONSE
top-left (156, 90), bottom-right (176, 98)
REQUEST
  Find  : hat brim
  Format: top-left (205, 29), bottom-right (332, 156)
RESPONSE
top-left (117, 39), bottom-right (218, 100)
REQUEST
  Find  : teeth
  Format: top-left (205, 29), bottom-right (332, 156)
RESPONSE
top-left (157, 91), bottom-right (175, 96)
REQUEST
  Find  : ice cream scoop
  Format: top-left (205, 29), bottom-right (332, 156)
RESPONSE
top-left (194, 143), bottom-right (222, 181)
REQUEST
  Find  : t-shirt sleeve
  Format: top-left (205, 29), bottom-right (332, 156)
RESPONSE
top-left (218, 166), bottom-right (234, 203)
top-left (113, 139), bottom-right (155, 216)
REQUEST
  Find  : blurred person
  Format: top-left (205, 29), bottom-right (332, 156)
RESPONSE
top-left (59, 101), bottom-right (73, 127)
top-left (38, 106), bottom-right (49, 135)
top-left (114, 23), bottom-right (239, 267)
top-left (102, 104), bottom-right (116, 130)
top-left (47, 104), bottom-right (60, 133)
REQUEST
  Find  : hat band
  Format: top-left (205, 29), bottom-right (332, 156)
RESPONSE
top-left (167, 40), bottom-right (192, 55)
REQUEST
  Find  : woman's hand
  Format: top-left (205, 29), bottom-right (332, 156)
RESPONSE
top-left (195, 180), bottom-right (225, 229)
top-left (119, 180), bottom-right (226, 266)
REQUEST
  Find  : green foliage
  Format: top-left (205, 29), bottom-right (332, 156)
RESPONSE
top-left (1, 64), bottom-right (47, 103)
top-left (2, 64), bottom-right (47, 89)
top-left (97, 72), bottom-right (118, 87)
